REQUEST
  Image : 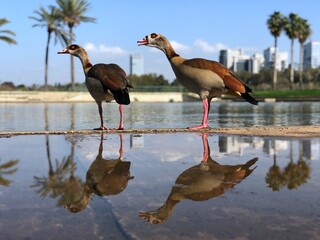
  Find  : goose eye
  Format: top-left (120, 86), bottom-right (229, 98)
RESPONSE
top-left (150, 33), bottom-right (158, 38)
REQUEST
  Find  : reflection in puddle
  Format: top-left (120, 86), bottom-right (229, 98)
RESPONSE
top-left (139, 133), bottom-right (258, 224)
top-left (0, 133), bottom-right (320, 239)
top-left (65, 134), bottom-right (134, 213)
top-left (0, 158), bottom-right (19, 187)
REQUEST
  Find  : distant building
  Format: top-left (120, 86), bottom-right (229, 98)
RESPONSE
top-left (263, 47), bottom-right (288, 71)
top-left (219, 49), bottom-right (263, 74)
top-left (129, 54), bottom-right (144, 75)
top-left (248, 53), bottom-right (264, 74)
top-left (303, 41), bottom-right (320, 69)
top-left (219, 49), bottom-right (244, 69)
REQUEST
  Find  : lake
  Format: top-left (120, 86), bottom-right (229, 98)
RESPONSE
top-left (0, 101), bottom-right (320, 240)
top-left (1, 101), bottom-right (320, 131)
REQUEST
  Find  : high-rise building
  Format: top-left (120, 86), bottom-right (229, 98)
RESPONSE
top-left (303, 41), bottom-right (320, 69)
top-left (129, 54), bottom-right (144, 75)
top-left (263, 47), bottom-right (288, 71)
top-left (219, 49), bottom-right (248, 70)
top-left (219, 49), bottom-right (263, 74)
top-left (248, 54), bottom-right (264, 74)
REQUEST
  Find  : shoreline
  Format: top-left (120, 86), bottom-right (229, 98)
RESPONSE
top-left (1, 125), bottom-right (320, 138)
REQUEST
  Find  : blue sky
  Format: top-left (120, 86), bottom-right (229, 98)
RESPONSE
top-left (1, 0), bottom-right (319, 86)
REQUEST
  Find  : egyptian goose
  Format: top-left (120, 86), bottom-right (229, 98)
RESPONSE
top-left (58, 44), bottom-right (132, 130)
top-left (139, 133), bottom-right (258, 224)
top-left (65, 134), bottom-right (133, 213)
top-left (138, 33), bottom-right (258, 129)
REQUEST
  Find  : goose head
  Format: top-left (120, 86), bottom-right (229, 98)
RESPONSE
top-left (137, 33), bottom-right (169, 52)
top-left (58, 44), bottom-right (86, 57)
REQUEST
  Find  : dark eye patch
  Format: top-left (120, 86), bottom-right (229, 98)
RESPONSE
top-left (70, 45), bottom-right (79, 50)
top-left (150, 33), bottom-right (158, 38)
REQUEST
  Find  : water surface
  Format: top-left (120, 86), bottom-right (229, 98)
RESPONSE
top-left (1, 133), bottom-right (320, 239)
top-left (1, 101), bottom-right (320, 131)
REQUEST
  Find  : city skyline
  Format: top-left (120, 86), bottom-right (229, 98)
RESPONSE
top-left (1, 0), bottom-right (320, 86)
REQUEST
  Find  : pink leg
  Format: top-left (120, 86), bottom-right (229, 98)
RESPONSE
top-left (201, 133), bottom-right (209, 162)
top-left (117, 105), bottom-right (124, 130)
top-left (189, 99), bottom-right (210, 130)
top-left (119, 133), bottom-right (124, 160)
top-left (94, 101), bottom-right (108, 130)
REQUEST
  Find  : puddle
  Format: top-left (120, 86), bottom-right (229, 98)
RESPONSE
top-left (1, 133), bottom-right (320, 239)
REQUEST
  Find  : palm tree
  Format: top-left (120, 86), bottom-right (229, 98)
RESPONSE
top-left (30, 6), bottom-right (69, 91)
top-left (297, 18), bottom-right (312, 88)
top-left (267, 12), bottom-right (287, 90)
top-left (284, 13), bottom-right (301, 90)
top-left (0, 158), bottom-right (19, 186)
top-left (0, 18), bottom-right (17, 45)
top-left (56, 0), bottom-right (96, 90)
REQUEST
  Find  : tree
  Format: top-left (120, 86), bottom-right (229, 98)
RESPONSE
top-left (56, 0), bottom-right (96, 90)
top-left (297, 18), bottom-right (312, 87)
top-left (284, 13), bottom-right (301, 90)
top-left (267, 12), bottom-right (287, 90)
top-left (30, 6), bottom-right (69, 91)
top-left (0, 158), bottom-right (19, 187)
top-left (0, 18), bottom-right (17, 45)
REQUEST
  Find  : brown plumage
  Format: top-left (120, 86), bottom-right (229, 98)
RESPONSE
top-left (138, 33), bottom-right (258, 129)
top-left (58, 44), bottom-right (132, 130)
top-left (65, 134), bottom-right (133, 213)
top-left (139, 133), bottom-right (258, 224)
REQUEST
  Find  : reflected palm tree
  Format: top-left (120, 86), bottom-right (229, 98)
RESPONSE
top-left (284, 141), bottom-right (310, 190)
top-left (265, 140), bottom-right (285, 191)
top-left (0, 158), bottom-right (19, 187)
top-left (139, 133), bottom-right (258, 224)
top-left (265, 140), bottom-right (311, 191)
top-left (31, 105), bottom-right (74, 198)
top-left (65, 134), bottom-right (133, 213)
top-left (59, 104), bottom-right (84, 206)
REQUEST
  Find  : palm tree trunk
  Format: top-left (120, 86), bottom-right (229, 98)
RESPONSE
top-left (289, 38), bottom-right (294, 90)
top-left (69, 27), bottom-right (75, 90)
top-left (273, 37), bottom-right (278, 90)
top-left (44, 31), bottom-right (51, 91)
top-left (44, 104), bottom-right (53, 176)
top-left (299, 42), bottom-right (303, 88)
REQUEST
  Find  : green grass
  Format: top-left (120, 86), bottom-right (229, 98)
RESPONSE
top-left (253, 89), bottom-right (320, 98)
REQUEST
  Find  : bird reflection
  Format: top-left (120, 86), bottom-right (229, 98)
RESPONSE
top-left (139, 133), bottom-right (258, 224)
top-left (65, 134), bottom-right (134, 213)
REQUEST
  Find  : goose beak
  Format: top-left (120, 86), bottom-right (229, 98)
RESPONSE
top-left (57, 48), bottom-right (68, 54)
top-left (137, 38), bottom-right (148, 46)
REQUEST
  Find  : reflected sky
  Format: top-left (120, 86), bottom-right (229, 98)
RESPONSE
top-left (1, 133), bottom-right (320, 239)
top-left (1, 101), bottom-right (320, 131)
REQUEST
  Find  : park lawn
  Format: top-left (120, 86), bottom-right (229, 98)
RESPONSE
top-left (252, 89), bottom-right (320, 99)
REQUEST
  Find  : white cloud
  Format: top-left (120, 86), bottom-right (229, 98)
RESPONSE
top-left (194, 39), bottom-right (227, 54)
top-left (146, 40), bottom-right (190, 54)
top-left (170, 40), bottom-right (191, 53)
top-left (84, 42), bottom-right (127, 56)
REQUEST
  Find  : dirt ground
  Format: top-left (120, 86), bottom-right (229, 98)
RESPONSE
top-left (1, 125), bottom-right (320, 138)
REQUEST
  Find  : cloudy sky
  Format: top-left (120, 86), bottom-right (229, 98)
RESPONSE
top-left (1, 0), bottom-right (319, 86)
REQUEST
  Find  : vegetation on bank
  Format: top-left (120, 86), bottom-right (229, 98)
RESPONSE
top-left (253, 89), bottom-right (320, 99)
top-left (2, 76), bottom-right (320, 100)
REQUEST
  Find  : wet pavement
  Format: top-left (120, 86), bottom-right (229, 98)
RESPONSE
top-left (1, 132), bottom-right (320, 240)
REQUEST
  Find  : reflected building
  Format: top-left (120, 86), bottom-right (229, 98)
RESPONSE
top-left (130, 134), bottom-right (144, 149)
top-left (218, 136), bottom-right (263, 155)
top-left (218, 136), bottom-right (318, 162)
